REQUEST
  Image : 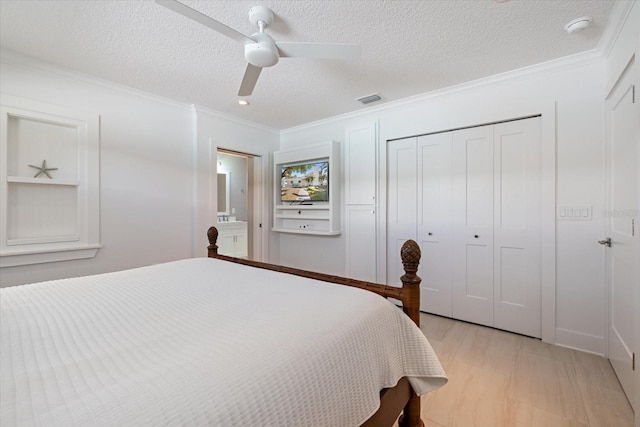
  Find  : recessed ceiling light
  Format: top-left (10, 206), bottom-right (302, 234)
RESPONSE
top-left (238, 99), bottom-right (250, 106)
top-left (565, 16), bottom-right (592, 34)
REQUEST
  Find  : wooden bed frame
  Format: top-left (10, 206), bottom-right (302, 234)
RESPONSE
top-left (207, 226), bottom-right (425, 427)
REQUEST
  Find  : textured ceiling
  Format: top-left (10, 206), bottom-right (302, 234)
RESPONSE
top-left (0, 0), bottom-right (616, 129)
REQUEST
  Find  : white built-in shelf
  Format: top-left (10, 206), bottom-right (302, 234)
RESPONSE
top-left (276, 205), bottom-right (329, 210)
top-left (275, 215), bottom-right (329, 221)
top-left (272, 141), bottom-right (341, 236)
top-left (272, 228), bottom-right (342, 236)
top-left (7, 176), bottom-right (80, 186)
top-left (1, 94), bottom-right (100, 267)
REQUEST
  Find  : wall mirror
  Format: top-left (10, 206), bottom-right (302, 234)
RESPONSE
top-left (217, 172), bottom-right (230, 215)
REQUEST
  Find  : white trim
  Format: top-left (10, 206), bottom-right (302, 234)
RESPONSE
top-left (192, 104), bottom-right (279, 135)
top-left (540, 102), bottom-right (557, 345)
top-left (190, 105), bottom-right (199, 257)
top-left (555, 328), bottom-right (606, 356)
top-left (597, 0), bottom-right (637, 59)
top-left (281, 50), bottom-right (602, 135)
top-left (0, 244), bottom-right (101, 267)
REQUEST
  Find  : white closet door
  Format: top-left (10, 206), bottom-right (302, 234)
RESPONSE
top-left (387, 138), bottom-right (417, 286)
top-left (452, 125), bottom-right (495, 326)
top-left (493, 118), bottom-right (541, 338)
top-left (417, 132), bottom-right (453, 316)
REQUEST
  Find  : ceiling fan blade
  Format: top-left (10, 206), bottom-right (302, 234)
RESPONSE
top-left (156, 0), bottom-right (254, 45)
top-left (238, 64), bottom-right (263, 96)
top-left (276, 42), bottom-right (361, 59)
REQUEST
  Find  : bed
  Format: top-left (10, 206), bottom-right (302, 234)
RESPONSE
top-left (0, 226), bottom-right (447, 426)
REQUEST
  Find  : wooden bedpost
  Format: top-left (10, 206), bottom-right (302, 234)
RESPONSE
top-left (399, 239), bottom-right (424, 427)
top-left (400, 239), bottom-right (421, 328)
top-left (207, 226), bottom-right (219, 257)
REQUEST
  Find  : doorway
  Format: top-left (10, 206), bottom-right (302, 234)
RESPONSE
top-left (216, 148), bottom-right (263, 261)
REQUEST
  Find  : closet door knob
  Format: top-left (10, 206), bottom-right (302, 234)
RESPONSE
top-left (428, 232), bottom-right (433, 236)
top-left (474, 235), bottom-right (479, 238)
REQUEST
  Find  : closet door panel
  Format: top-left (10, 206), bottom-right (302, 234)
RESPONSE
top-left (417, 133), bottom-right (453, 316)
top-left (452, 125), bottom-right (494, 326)
top-left (346, 206), bottom-right (377, 282)
top-left (387, 138), bottom-right (417, 286)
top-left (493, 118), bottom-right (542, 337)
top-left (345, 123), bottom-right (377, 205)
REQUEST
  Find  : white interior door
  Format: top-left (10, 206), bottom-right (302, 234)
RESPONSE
top-left (606, 66), bottom-right (638, 411)
top-left (387, 138), bottom-right (417, 286)
top-left (492, 118), bottom-right (541, 338)
top-left (417, 132), bottom-right (453, 316)
top-left (452, 125), bottom-right (495, 326)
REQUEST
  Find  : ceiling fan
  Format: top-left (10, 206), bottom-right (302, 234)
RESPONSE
top-left (156, 0), bottom-right (362, 96)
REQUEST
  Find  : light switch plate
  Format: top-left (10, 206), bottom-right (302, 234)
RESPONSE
top-left (557, 205), bottom-right (592, 221)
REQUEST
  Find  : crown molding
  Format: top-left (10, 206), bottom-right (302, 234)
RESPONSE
top-left (0, 48), bottom-right (278, 133)
top-left (597, 0), bottom-right (637, 59)
top-left (280, 49), bottom-right (604, 135)
top-left (191, 104), bottom-right (279, 135)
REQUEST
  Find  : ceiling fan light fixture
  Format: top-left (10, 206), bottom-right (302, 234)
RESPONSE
top-left (564, 16), bottom-right (592, 34)
top-left (245, 33), bottom-right (279, 67)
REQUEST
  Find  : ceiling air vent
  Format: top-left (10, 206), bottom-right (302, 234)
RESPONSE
top-left (356, 93), bottom-right (382, 105)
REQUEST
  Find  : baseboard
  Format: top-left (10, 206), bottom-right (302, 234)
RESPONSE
top-left (555, 328), bottom-right (606, 356)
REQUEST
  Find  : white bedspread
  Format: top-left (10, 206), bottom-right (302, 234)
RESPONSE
top-left (1, 258), bottom-right (447, 426)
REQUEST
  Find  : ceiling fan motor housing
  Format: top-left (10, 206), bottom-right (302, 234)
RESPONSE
top-left (245, 32), bottom-right (279, 67)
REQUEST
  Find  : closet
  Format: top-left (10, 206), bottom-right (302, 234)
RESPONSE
top-left (387, 116), bottom-right (542, 338)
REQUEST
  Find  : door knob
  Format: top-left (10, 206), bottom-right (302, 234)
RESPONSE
top-left (597, 237), bottom-right (612, 247)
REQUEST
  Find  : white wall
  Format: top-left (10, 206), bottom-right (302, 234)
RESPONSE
top-left (0, 53), bottom-right (279, 286)
top-left (193, 106), bottom-right (279, 262)
top-left (280, 56), bottom-right (608, 354)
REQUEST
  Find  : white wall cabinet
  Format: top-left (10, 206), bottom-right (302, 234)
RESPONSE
top-left (388, 117), bottom-right (542, 338)
top-left (217, 221), bottom-right (248, 258)
top-left (345, 206), bottom-right (377, 282)
top-left (0, 94), bottom-right (100, 267)
top-left (345, 122), bottom-right (378, 282)
top-left (345, 124), bottom-right (377, 205)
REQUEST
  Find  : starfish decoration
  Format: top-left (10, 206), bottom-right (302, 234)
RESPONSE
top-left (28, 160), bottom-right (58, 179)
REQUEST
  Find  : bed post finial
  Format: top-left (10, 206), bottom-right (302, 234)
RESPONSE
top-left (207, 226), bottom-right (219, 257)
top-left (400, 239), bottom-right (421, 327)
top-left (400, 240), bottom-right (420, 278)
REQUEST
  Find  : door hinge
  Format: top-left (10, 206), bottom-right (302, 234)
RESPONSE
top-left (633, 352), bottom-right (636, 371)
top-left (632, 218), bottom-right (635, 237)
top-left (633, 85), bottom-right (636, 103)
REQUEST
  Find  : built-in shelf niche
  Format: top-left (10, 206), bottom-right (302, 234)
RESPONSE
top-left (273, 141), bottom-right (340, 236)
top-left (0, 94), bottom-right (101, 267)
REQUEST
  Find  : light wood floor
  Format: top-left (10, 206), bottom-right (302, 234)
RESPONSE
top-left (408, 313), bottom-right (634, 427)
